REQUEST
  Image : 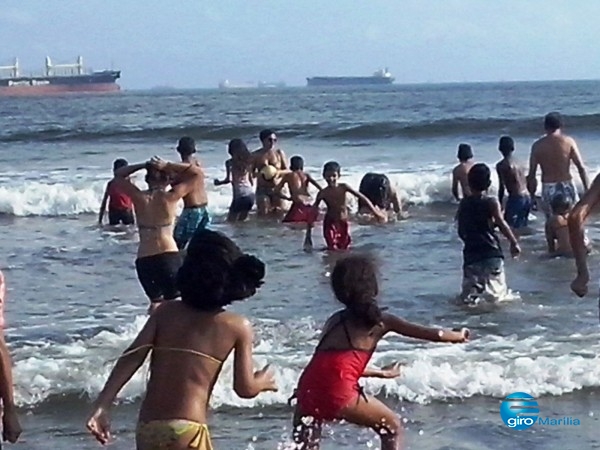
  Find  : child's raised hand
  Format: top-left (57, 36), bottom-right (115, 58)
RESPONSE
top-left (380, 362), bottom-right (402, 379)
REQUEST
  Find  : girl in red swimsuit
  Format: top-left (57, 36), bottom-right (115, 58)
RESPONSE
top-left (291, 256), bottom-right (469, 450)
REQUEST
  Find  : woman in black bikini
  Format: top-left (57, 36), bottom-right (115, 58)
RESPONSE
top-left (112, 158), bottom-right (202, 313)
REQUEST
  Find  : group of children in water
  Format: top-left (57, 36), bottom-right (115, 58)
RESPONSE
top-left (86, 229), bottom-right (469, 450)
top-left (86, 118), bottom-right (593, 448)
top-left (88, 130), bottom-right (471, 449)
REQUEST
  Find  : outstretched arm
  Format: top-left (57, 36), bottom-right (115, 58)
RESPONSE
top-left (149, 158), bottom-right (202, 202)
top-left (233, 319), bottom-right (277, 398)
top-left (113, 163), bottom-right (146, 203)
top-left (87, 315), bottom-right (157, 444)
top-left (362, 362), bottom-right (402, 379)
top-left (114, 162), bottom-right (146, 179)
top-left (214, 160), bottom-right (232, 186)
top-left (98, 183), bottom-right (110, 225)
top-left (91, 315), bottom-right (157, 410)
top-left (570, 140), bottom-right (589, 191)
top-left (344, 184), bottom-right (386, 220)
top-left (569, 174), bottom-right (600, 297)
top-left (382, 313), bottom-right (468, 343)
top-left (273, 176), bottom-right (293, 201)
top-left (306, 174), bottom-right (323, 191)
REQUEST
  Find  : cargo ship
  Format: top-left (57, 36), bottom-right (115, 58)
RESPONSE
top-left (0, 56), bottom-right (120, 97)
top-left (306, 68), bottom-right (394, 87)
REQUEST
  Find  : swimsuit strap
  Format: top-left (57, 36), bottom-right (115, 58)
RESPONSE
top-left (340, 313), bottom-right (357, 350)
top-left (315, 313), bottom-right (345, 350)
top-left (119, 344), bottom-right (223, 365)
top-left (153, 346), bottom-right (223, 365)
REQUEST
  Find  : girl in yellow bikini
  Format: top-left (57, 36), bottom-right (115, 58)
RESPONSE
top-left (86, 229), bottom-right (277, 450)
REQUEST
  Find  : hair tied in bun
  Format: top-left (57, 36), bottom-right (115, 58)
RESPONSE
top-left (233, 254), bottom-right (265, 289)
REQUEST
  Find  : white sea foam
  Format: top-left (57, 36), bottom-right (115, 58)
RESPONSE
top-left (0, 167), bottom-right (462, 217)
top-left (0, 166), bottom-right (596, 217)
top-left (11, 316), bottom-right (600, 408)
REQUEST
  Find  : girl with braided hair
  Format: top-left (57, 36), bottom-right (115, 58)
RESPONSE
top-left (291, 255), bottom-right (469, 450)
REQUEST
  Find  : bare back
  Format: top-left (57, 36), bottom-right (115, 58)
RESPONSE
top-left (139, 302), bottom-right (242, 423)
top-left (496, 158), bottom-right (528, 196)
top-left (452, 161), bottom-right (474, 198)
top-left (317, 310), bottom-right (382, 351)
top-left (532, 134), bottom-right (578, 183)
top-left (132, 189), bottom-right (179, 257)
top-left (176, 160), bottom-right (208, 208)
top-left (287, 171), bottom-right (311, 203)
top-left (230, 158), bottom-right (252, 186)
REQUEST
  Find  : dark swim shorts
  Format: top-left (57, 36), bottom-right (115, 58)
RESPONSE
top-left (135, 251), bottom-right (182, 302)
top-left (108, 208), bottom-right (134, 226)
top-left (504, 194), bottom-right (531, 229)
top-left (230, 194), bottom-right (255, 215)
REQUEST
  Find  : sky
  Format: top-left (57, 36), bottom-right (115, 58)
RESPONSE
top-left (1, 0), bottom-right (600, 89)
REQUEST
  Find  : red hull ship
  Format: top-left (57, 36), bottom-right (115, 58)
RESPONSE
top-left (0, 56), bottom-right (121, 97)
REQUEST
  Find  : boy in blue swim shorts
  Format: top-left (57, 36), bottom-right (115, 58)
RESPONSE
top-left (172, 136), bottom-right (210, 249)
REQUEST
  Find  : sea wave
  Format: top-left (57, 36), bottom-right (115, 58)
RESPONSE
top-left (3, 112), bottom-right (600, 143)
top-left (11, 316), bottom-right (600, 409)
top-left (0, 170), bottom-right (459, 217)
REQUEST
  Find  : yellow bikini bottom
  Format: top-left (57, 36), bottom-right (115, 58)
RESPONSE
top-left (136, 420), bottom-right (213, 450)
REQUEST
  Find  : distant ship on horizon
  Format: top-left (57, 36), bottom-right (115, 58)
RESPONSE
top-left (218, 79), bottom-right (286, 89)
top-left (306, 68), bottom-right (394, 87)
top-left (0, 56), bottom-right (120, 97)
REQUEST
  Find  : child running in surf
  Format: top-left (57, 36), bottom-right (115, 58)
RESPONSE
top-left (290, 255), bottom-right (469, 450)
top-left (98, 159), bottom-right (135, 226)
top-left (275, 155), bottom-right (323, 225)
top-left (214, 139), bottom-right (255, 222)
top-left (457, 163), bottom-right (521, 304)
top-left (304, 161), bottom-right (386, 251)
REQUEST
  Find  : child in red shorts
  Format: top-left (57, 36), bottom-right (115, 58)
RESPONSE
top-left (304, 161), bottom-right (386, 251)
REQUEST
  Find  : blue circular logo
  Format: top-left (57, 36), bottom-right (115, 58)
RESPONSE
top-left (500, 392), bottom-right (539, 430)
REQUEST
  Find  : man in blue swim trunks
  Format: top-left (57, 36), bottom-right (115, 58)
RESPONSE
top-left (173, 136), bottom-right (210, 250)
top-left (496, 136), bottom-right (531, 231)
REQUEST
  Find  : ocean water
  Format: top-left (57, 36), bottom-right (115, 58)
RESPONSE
top-left (1, 82), bottom-right (599, 449)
